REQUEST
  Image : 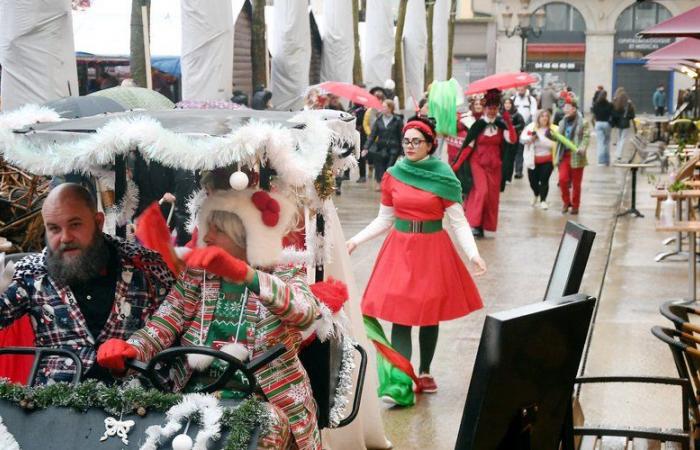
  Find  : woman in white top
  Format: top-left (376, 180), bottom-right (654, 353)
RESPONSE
top-left (520, 109), bottom-right (558, 210)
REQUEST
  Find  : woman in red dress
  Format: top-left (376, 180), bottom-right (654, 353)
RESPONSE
top-left (453, 89), bottom-right (516, 238)
top-left (347, 116), bottom-right (486, 407)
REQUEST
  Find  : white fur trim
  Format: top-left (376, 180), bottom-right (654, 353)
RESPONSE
top-left (218, 342), bottom-right (250, 362)
top-left (186, 189), bottom-right (207, 234)
top-left (197, 189), bottom-right (297, 268)
top-left (0, 105), bottom-right (61, 157)
top-left (0, 416), bottom-right (21, 450)
top-left (187, 353), bottom-right (216, 372)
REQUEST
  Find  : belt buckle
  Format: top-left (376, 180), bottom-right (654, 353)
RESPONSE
top-left (411, 221), bottom-right (422, 233)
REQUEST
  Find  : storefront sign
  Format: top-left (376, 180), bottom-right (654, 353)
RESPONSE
top-left (526, 61), bottom-right (584, 71)
top-left (615, 32), bottom-right (672, 55)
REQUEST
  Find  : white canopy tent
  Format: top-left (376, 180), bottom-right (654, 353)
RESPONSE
top-left (269, 0), bottom-right (311, 111)
top-left (432, 0), bottom-right (450, 82)
top-left (362, 0), bottom-right (394, 90)
top-left (0, 0), bottom-right (79, 111)
top-left (319, 0), bottom-right (354, 84)
top-left (403, 0), bottom-right (427, 110)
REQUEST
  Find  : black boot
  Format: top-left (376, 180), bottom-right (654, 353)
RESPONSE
top-left (471, 227), bottom-right (484, 238)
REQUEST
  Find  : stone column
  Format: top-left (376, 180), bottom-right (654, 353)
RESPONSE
top-left (495, 33), bottom-right (521, 74)
top-left (583, 31), bottom-right (614, 112)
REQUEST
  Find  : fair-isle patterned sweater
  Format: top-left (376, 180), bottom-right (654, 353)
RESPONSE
top-left (127, 266), bottom-right (322, 450)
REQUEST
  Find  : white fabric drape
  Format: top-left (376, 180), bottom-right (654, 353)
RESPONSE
top-left (0, 0), bottom-right (78, 111)
top-left (432, 0), bottom-right (450, 82)
top-left (363, 0), bottom-right (394, 90)
top-left (180, 0), bottom-right (234, 101)
top-left (320, 0), bottom-right (353, 83)
top-left (403, 0), bottom-right (426, 110)
top-left (320, 203), bottom-right (392, 450)
top-left (270, 0), bottom-right (310, 111)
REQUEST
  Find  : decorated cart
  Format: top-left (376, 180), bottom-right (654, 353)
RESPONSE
top-left (0, 106), bottom-right (367, 449)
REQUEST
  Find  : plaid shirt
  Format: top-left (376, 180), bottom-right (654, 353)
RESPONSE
top-left (0, 234), bottom-right (174, 384)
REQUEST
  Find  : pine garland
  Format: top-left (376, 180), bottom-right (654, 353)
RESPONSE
top-left (314, 150), bottom-right (336, 200)
top-left (0, 380), bottom-right (269, 450)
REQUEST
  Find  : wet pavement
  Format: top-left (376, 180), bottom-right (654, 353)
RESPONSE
top-left (334, 143), bottom-right (688, 449)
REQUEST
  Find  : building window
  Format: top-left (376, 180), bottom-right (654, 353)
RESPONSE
top-left (614, 2), bottom-right (672, 33)
top-left (533, 2), bottom-right (586, 33)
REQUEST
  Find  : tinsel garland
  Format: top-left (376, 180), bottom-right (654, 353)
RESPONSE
top-left (328, 337), bottom-right (358, 428)
top-left (0, 380), bottom-right (269, 450)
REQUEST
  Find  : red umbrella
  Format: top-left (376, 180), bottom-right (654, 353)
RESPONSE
top-left (317, 81), bottom-right (384, 109)
top-left (638, 5), bottom-right (700, 39)
top-left (465, 72), bottom-right (537, 95)
top-left (644, 38), bottom-right (700, 62)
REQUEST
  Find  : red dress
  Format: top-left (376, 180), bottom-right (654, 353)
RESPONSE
top-left (465, 128), bottom-right (505, 232)
top-left (361, 174), bottom-right (483, 326)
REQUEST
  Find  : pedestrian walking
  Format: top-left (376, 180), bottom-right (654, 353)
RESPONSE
top-left (511, 86), bottom-right (537, 178)
top-left (556, 99), bottom-right (589, 214)
top-left (365, 99), bottom-right (403, 190)
top-left (610, 87), bottom-right (636, 162)
top-left (454, 89), bottom-right (517, 237)
top-left (520, 109), bottom-right (563, 210)
top-left (591, 90), bottom-right (613, 166)
top-left (501, 97), bottom-right (525, 189)
top-left (347, 116), bottom-right (486, 407)
top-left (539, 82), bottom-right (558, 114)
top-left (653, 83), bottom-right (667, 116)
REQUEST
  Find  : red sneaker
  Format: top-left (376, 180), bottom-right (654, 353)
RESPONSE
top-left (417, 374), bottom-right (438, 393)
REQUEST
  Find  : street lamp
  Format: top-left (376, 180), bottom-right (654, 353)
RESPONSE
top-left (502, 5), bottom-right (546, 72)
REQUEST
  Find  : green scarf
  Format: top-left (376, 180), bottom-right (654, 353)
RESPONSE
top-left (388, 156), bottom-right (463, 203)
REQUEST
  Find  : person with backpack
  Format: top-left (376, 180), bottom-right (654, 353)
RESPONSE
top-left (511, 86), bottom-right (537, 178)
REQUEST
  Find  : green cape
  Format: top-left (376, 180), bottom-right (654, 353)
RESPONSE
top-left (388, 156), bottom-right (463, 203)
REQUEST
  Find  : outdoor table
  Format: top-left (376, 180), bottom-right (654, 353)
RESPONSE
top-left (650, 190), bottom-right (700, 261)
top-left (657, 221), bottom-right (700, 301)
top-left (615, 163), bottom-right (656, 217)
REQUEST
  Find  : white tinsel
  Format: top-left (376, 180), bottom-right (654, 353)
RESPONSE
top-left (329, 337), bottom-right (358, 428)
top-left (0, 105), bottom-right (61, 156)
top-left (141, 393), bottom-right (223, 450)
top-left (0, 416), bottom-right (21, 450)
top-left (4, 114), bottom-right (334, 188)
top-left (185, 189), bottom-right (207, 234)
top-left (108, 179), bottom-right (139, 227)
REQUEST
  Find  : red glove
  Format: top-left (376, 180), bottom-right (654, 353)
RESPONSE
top-left (184, 246), bottom-right (249, 282)
top-left (501, 110), bottom-right (512, 123)
top-left (97, 338), bottom-right (137, 372)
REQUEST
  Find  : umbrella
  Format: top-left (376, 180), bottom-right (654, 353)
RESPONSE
top-left (316, 81), bottom-right (384, 109)
top-left (175, 100), bottom-right (246, 110)
top-left (89, 87), bottom-right (175, 110)
top-left (43, 96), bottom-right (126, 119)
top-left (638, 5), bottom-right (700, 39)
top-left (465, 72), bottom-right (537, 96)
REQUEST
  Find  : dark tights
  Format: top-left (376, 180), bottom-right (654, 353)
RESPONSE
top-left (391, 324), bottom-right (439, 374)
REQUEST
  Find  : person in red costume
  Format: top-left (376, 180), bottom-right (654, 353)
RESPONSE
top-left (445, 96), bottom-right (483, 165)
top-left (452, 89), bottom-right (517, 238)
top-left (347, 116), bottom-right (486, 407)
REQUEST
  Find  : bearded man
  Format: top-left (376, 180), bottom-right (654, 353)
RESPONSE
top-left (0, 183), bottom-right (173, 384)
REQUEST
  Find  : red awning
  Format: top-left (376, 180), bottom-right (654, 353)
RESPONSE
top-left (527, 43), bottom-right (586, 54)
top-left (644, 38), bottom-right (700, 61)
top-left (639, 5), bottom-right (700, 39)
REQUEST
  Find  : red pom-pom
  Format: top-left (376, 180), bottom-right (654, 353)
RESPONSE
top-left (310, 278), bottom-right (349, 313)
top-left (267, 199), bottom-right (280, 213)
top-left (251, 191), bottom-right (269, 210)
top-left (262, 210), bottom-right (279, 227)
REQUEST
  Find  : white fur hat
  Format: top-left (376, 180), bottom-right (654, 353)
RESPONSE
top-left (196, 189), bottom-right (297, 268)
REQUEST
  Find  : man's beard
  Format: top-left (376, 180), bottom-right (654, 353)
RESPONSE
top-left (46, 230), bottom-right (110, 286)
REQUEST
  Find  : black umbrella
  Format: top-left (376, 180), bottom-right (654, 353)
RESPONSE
top-left (43, 96), bottom-right (126, 119)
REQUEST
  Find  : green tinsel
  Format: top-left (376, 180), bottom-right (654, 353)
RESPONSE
top-left (0, 380), bottom-right (269, 449)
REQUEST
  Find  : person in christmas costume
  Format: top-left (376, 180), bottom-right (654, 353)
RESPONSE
top-left (445, 96), bottom-right (483, 165)
top-left (452, 89), bottom-right (517, 238)
top-left (97, 188), bottom-right (323, 450)
top-left (346, 116), bottom-right (486, 407)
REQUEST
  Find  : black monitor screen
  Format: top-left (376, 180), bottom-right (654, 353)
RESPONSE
top-left (455, 294), bottom-right (596, 450)
top-left (544, 221), bottom-right (596, 301)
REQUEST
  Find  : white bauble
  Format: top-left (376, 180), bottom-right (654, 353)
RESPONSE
top-left (229, 171), bottom-right (249, 191)
top-left (172, 433), bottom-right (193, 450)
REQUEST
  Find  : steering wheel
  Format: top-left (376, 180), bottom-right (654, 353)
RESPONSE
top-left (125, 344), bottom-right (286, 396)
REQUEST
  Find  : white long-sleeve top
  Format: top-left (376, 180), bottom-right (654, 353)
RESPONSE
top-left (348, 203), bottom-right (480, 261)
